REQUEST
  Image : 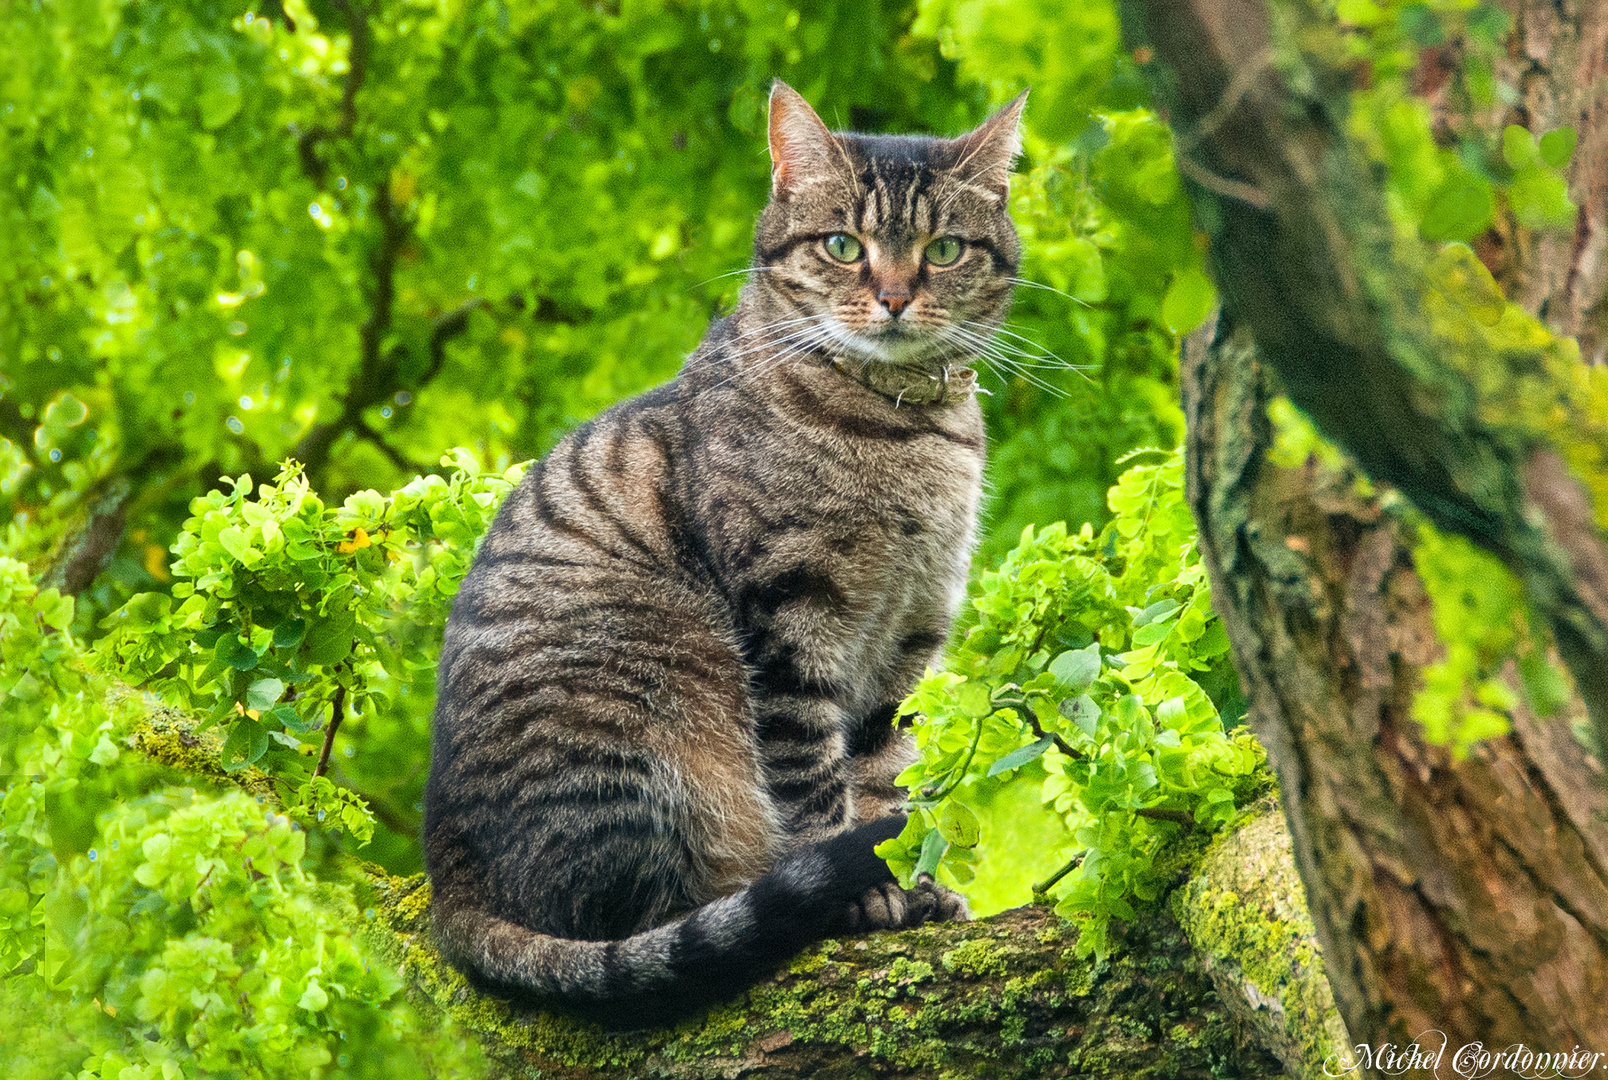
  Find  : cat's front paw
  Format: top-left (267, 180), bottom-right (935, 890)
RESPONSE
top-left (843, 878), bottom-right (970, 933)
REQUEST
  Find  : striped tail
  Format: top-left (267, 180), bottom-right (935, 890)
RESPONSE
top-left (432, 815), bottom-right (908, 1029)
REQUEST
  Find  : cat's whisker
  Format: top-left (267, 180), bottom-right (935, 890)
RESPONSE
top-left (958, 320), bottom-right (1089, 378)
top-left (959, 321), bottom-right (1060, 363)
top-left (694, 266), bottom-right (784, 288)
top-left (937, 324), bottom-right (1070, 397)
top-left (700, 320), bottom-right (837, 395)
top-left (1007, 277), bottom-right (1091, 306)
top-left (724, 313), bottom-right (828, 345)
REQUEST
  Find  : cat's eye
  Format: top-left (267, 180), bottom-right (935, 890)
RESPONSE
top-left (824, 234), bottom-right (863, 263)
top-left (924, 237), bottom-right (963, 266)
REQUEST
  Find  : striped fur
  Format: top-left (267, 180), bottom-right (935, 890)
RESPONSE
top-left (425, 81), bottom-right (1025, 1028)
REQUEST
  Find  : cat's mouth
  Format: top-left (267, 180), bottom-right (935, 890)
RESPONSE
top-left (825, 318), bottom-right (969, 370)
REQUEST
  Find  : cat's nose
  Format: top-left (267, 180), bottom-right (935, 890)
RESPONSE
top-left (878, 284), bottom-right (913, 316)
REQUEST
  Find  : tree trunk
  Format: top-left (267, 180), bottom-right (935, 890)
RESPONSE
top-left (1120, 0), bottom-right (1608, 1059)
top-left (1181, 315), bottom-right (1608, 1058)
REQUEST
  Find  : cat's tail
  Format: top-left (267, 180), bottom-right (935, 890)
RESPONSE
top-left (430, 815), bottom-right (907, 1029)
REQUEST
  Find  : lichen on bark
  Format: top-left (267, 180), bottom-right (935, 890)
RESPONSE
top-left (1173, 805), bottom-right (1349, 1080)
top-left (366, 873), bottom-right (1288, 1080)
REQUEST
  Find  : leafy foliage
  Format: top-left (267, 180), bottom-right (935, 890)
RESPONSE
top-left (0, 558), bottom-right (482, 1079)
top-left (1, 0), bottom-right (1225, 1065)
top-left (95, 451), bottom-right (521, 856)
top-left (878, 449), bottom-right (1268, 957)
top-left (11, 0), bottom-right (1590, 1066)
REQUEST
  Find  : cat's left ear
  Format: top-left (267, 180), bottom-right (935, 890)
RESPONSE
top-left (949, 89), bottom-right (1029, 200)
top-left (768, 80), bottom-right (847, 195)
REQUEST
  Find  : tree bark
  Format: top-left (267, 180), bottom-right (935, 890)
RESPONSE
top-left (364, 808), bottom-right (1343, 1080)
top-left (1120, 0), bottom-right (1608, 1058)
top-left (1122, 0), bottom-right (1608, 763)
top-left (1181, 315), bottom-right (1608, 1056)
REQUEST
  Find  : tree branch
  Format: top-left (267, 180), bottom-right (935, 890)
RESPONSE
top-left (293, 189), bottom-right (480, 480)
top-left (295, 0), bottom-right (370, 185)
top-left (314, 685), bottom-right (346, 779)
top-left (1122, 0), bottom-right (1608, 777)
top-left (0, 394), bottom-right (35, 452)
top-left (38, 442), bottom-right (187, 596)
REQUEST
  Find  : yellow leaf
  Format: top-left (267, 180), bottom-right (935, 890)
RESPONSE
top-left (144, 544), bottom-right (171, 583)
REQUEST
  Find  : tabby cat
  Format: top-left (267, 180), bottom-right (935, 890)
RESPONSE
top-left (425, 80), bottom-right (1027, 1028)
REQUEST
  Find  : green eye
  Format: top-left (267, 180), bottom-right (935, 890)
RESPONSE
top-left (924, 236), bottom-right (962, 266)
top-left (824, 234), bottom-right (863, 262)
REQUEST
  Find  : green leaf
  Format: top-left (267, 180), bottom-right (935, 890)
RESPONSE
top-left (272, 618), bottom-right (307, 650)
top-left (1160, 268), bottom-right (1216, 334)
top-left (954, 679), bottom-right (993, 719)
top-left (1538, 126), bottom-right (1578, 169)
top-left (935, 800), bottom-right (981, 847)
top-left (988, 734), bottom-right (1054, 776)
top-left (270, 703), bottom-right (323, 734)
top-left (297, 979), bottom-right (329, 1012)
top-left (913, 827), bottom-right (949, 878)
top-left (217, 526), bottom-right (251, 563)
top-left (1508, 166), bottom-right (1576, 229)
top-left (1059, 694), bottom-right (1101, 738)
top-left (1502, 124), bottom-right (1538, 170)
top-left (221, 719), bottom-right (269, 771)
top-left (303, 607), bottom-right (356, 667)
top-left (1131, 618), bottom-right (1176, 647)
top-left (198, 68), bottom-right (243, 131)
top-left (216, 633), bottom-right (259, 672)
top-left (245, 677), bottom-right (285, 712)
top-left (1049, 644), bottom-right (1101, 693)
top-left (1132, 599), bottom-right (1179, 627)
top-left (1419, 175), bottom-right (1495, 241)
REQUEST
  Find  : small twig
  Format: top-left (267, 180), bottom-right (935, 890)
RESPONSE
top-left (1174, 154), bottom-right (1271, 210)
top-left (1174, 47), bottom-right (1275, 151)
top-left (1135, 807), bottom-right (1195, 826)
top-left (1013, 699), bottom-right (1085, 760)
top-left (919, 716), bottom-right (985, 802)
top-left (352, 416), bottom-right (418, 473)
top-left (1033, 854), bottom-right (1084, 898)
top-left (314, 685), bottom-right (347, 779)
top-left (419, 298), bottom-right (484, 386)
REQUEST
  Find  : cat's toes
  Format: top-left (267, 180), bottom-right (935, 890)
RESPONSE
top-left (845, 881), bottom-right (910, 931)
top-left (918, 877), bottom-right (971, 923)
top-left (844, 879), bottom-right (970, 932)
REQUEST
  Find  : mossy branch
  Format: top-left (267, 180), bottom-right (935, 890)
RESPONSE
top-left (126, 697), bottom-right (1341, 1078)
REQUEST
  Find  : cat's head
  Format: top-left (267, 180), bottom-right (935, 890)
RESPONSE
top-left (747, 80), bottom-right (1026, 372)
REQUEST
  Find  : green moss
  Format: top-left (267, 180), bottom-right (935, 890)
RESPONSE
top-left (938, 938), bottom-right (1014, 979)
top-left (357, 886), bottom-right (1282, 1078)
top-left (1173, 809), bottom-right (1348, 1080)
top-left (129, 708), bottom-right (276, 799)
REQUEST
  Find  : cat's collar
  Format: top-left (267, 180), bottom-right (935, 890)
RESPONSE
top-left (828, 357), bottom-right (979, 408)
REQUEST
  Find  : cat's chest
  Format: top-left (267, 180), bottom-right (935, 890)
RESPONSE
top-left (692, 390), bottom-right (984, 590)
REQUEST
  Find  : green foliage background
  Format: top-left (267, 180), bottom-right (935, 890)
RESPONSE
top-left (1, 0), bottom-right (1581, 1072)
top-left (1, 0), bottom-right (1206, 1067)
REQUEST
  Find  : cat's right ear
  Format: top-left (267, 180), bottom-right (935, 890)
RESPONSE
top-left (768, 80), bottom-right (844, 195)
